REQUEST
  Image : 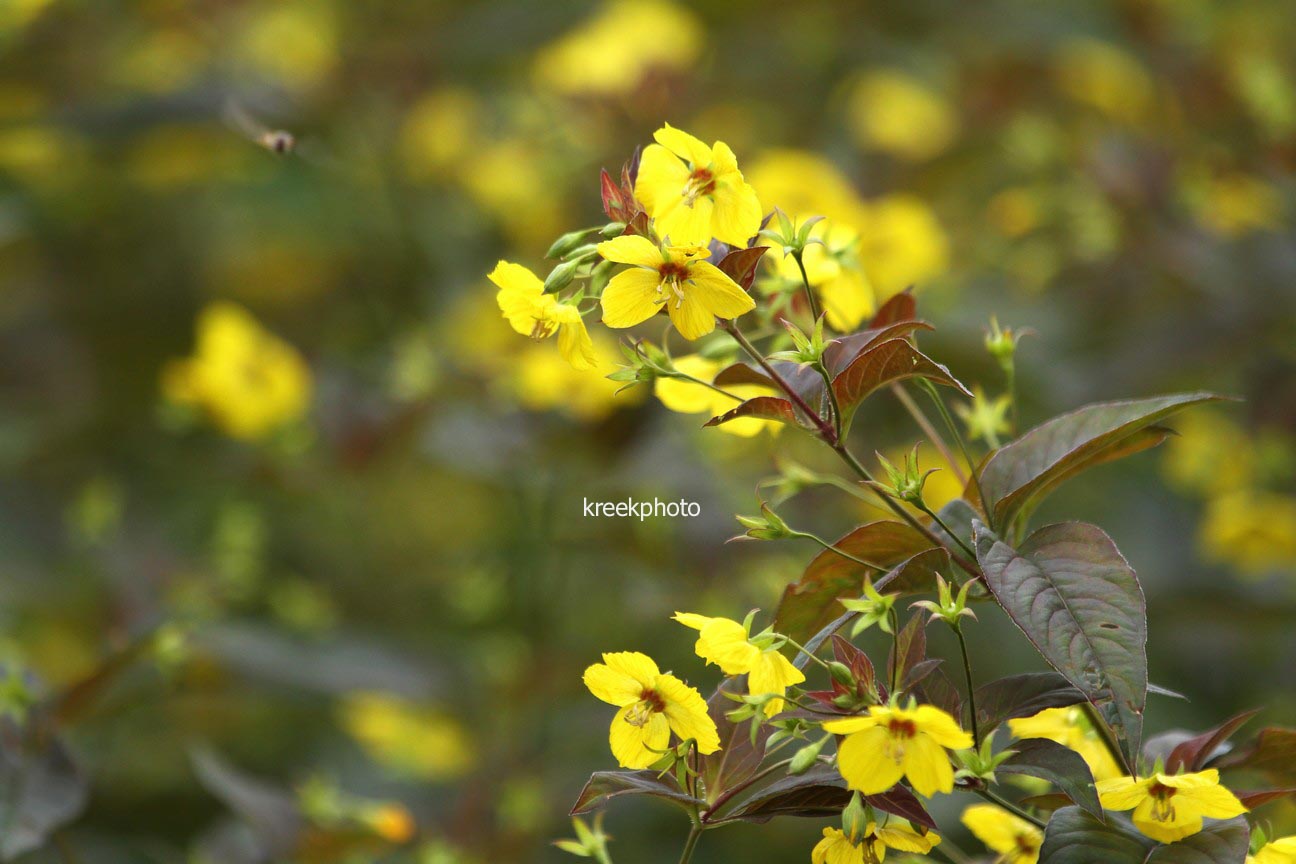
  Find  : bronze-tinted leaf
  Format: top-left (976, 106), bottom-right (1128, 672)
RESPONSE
top-left (998, 738), bottom-right (1102, 819)
top-left (1166, 709), bottom-right (1260, 774)
top-left (975, 522), bottom-right (1147, 765)
top-left (773, 523), bottom-right (938, 643)
top-left (1039, 808), bottom-right (1248, 864)
top-left (717, 246), bottom-right (768, 291)
top-left (705, 396), bottom-right (803, 429)
top-left (1212, 726), bottom-right (1296, 784)
top-left (832, 339), bottom-right (971, 418)
top-left (975, 672), bottom-right (1086, 736)
top-left (570, 770), bottom-right (703, 817)
top-left (708, 763), bottom-right (848, 824)
top-left (978, 393), bottom-right (1223, 528)
top-left (868, 290), bottom-right (917, 327)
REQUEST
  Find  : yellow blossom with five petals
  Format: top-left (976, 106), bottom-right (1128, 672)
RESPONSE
top-left (583, 651), bottom-right (720, 769)
top-left (811, 821), bottom-right (940, 864)
top-left (1250, 836), bottom-right (1296, 864)
top-left (597, 236), bottom-right (755, 340)
top-left (1008, 706), bottom-right (1122, 782)
top-left (490, 261), bottom-right (597, 370)
top-left (635, 124), bottom-right (762, 246)
top-left (961, 804), bottom-right (1043, 864)
top-left (673, 612), bottom-right (805, 715)
top-left (1096, 769), bottom-right (1247, 844)
top-left (823, 703), bottom-right (973, 797)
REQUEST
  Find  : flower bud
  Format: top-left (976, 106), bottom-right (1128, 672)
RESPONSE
top-left (546, 228), bottom-right (596, 259)
top-left (789, 736), bottom-right (829, 775)
top-left (544, 259), bottom-right (580, 293)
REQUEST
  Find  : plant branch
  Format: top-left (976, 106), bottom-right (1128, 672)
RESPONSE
top-left (972, 787), bottom-right (1046, 830)
top-left (891, 382), bottom-right (967, 485)
top-left (954, 625), bottom-right (980, 746)
top-left (723, 321), bottom-right (836, 443)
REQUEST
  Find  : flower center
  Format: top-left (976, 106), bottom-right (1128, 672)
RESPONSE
top-left (529, 317), bottom-right (556, 340)
top-left (656, 261), bottom-right (692, 309)
top-left (1148, 782), bottom-right (1177, 823)
top-left (625, 689), bottom-right (667, 727)
top-left (1015, 833), bottom-right (1039, 853)
top-left (888, 718), bottom-right (917, 738)
top-left (681, 168), bottom-right (716, 207)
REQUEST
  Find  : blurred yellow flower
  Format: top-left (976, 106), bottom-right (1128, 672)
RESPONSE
top-left (597, 236), bottom-right (755, 340)
top-left (767, 220), bottom-right (874, 331)
top-left (490, 261), bottom-right (597, 370)
top-left (824, 703), bottom-right (972, 796)
top-left (1054, 39), bottom-right (1154, 123)
top-left (113, 28), bottom-right (207, 94)
top-left (0, 125), bottom-right (77, 187)
top-left (1199, 490), bottom-right (1296, 577)
top-left (400, 87), bottom-right (481, 181)
top-left (655, 355), bottom-right (779, 437)
top-left (338, 692), bottom-right (476, 781)
top-left (847, 70), bottom-right (958, 161)
top-left (746, 150), bottom-right (867, 228)
top-left (857, 195), bottom-right (949, 300)
top-left (162, 302), bottom-right (311, 440)
top-left (986, 187), bottom-right (1043, 239)
top-left (1250, 836), bottom-right (1296, 864)
top-left (961, 804), bottom-right (1042, 864)
top-left (635, 124), bottom-right (762, 246)
top-left (672, 612), bottom-right (804, 715)
top-left (583, 651), bottom-right (720, 769)
top-left (364, 803), bottom-right (416, 844)
top-left (533, 0), bottom-right (702, 97)
top-left (1097, 770), bottom-right (1246, 844)
top-left (462, 139), bottom-right (564, 244)
top-left (812, 822), bottom-right (939, 864)
top-left (126, 125), bottom-right (256, 190)
top-left (1162, 411), bottom-right (1254, 497)
top-left (1008, 706), bottom-right (1122, 782)
top-left (236, 0), bottom-right (338, 91)
top-left (1187, 172), bottom-right (1282, 237)
top-left (957, 386), bottom-right (1012, 446)
top-left (507, 335), bottom-right (634, 422)
top-left (0, 0), bottom-right (54, 34)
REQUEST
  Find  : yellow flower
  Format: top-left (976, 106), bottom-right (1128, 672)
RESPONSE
top-left (162, 302), bottom-right (311, 440)
top-left (961, 804), bottom-right (1043, 864)
top-left (533, 0), bottom-right (702, 98)
top-left (847, 70), bottom-right (958, 161)
top-left (673, 613), bottom-right (805, 715)
top-left (856, 195), bottom-right (948, 301)
top-left (823, 703), bottom-right (972, 797)
top-left (655, 355), bottom-right (779, 437)
top-left (489, 261), bottom-right (597, 370)
top-left (583, 651), bottom-right (720, 769)
top-left (1096, 770), bottom-right (1247, 844)
top-left (1199, 490), bottom-right (1296, 577)
top-left (337, 693), bottom-right (475, 781)
top-left (597, 236), bottom-right (755, 340)
top-left (812, 822), bottom-right (940, 863)
top-left (1053, 39), bottom-right (1154, 123)
top-left (1250, 836), bottom-right (1296, 864)
top-left (635, 124), bottom-right (762, 246)
top-left (767, 219), bottom-right (874, 331)
top-left (1008, 706), bottom-right (1122, 782)
top-left (957, 386), bottom-right (1012, 445)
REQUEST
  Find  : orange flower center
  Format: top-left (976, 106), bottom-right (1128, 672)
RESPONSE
top-left (656, 261), bottom-right (692, 308)
top-left (888, 718), bottom-right (918, 738)
top-left (625, 689), bottom-right (667, 727)
top-left (682, 168), bottom-right (716, 206)
top-left (1148, 782), bottom-right (1177, 822)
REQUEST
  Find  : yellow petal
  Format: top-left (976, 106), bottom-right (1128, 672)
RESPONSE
top-left (655, 357), bottom-right (723, 415)
top-left (656, 674), bottom-right (720, 754)
top-left (877, 823), bottom-right (939, 853)
top-left (903, 731), bottom-right (956, 796)
top-left (671, 611), bottom-right (714, 631)
top-left (686, 261), bottom-right (757, 318)
top-left (583, 652), bottom-right (657, 706)
top-left (600, 268), bottom-right (662, 329)
top-left (812, 828), bottom-right (864, 864)
top-left (820, 271), bottom-right (875, 332)
top-left (836, 725), bottom-right (905, 794)
top-left (695, 617), bottom-right (759, 674)
top-left (601, 651), bottom-right (659, 688)
top-left (962, 804), bottom-right (1039, 855)
top-left (748, 650), bottom-right (806, 695)
top-left (822, 716), bottom-right (878, 735)
top-left (609, 707), bottom-right (670, 769)
top-left (1097, 776), bottom-right (1149, 810)
top-left (489, 261), bottom-right (546, 335)
top-left (1182, 784), bottom-right (1248, 819)
top-left (597, 235), bottom-right (664, 267)
top-left (656, 194), bottom-right (715, 246)
top-left (1131, 796), bottom-right (1201, 844)
top-left (551, 306), bottom-right (597, 370)
top-left (634, 142), bottom-right (690, 215)
top-left (653, 123), bottom-right (712, 166)
top-left (667, 289), bottom-right (719, 340)
top-left (912, 705), bottom-right (973, 749)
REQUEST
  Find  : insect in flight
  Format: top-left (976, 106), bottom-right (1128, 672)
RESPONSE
top-left (223, 99), bottom-right (298, 155)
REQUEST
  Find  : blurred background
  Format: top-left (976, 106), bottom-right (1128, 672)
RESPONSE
top-left (1, 0), bottom-right (1294, 861)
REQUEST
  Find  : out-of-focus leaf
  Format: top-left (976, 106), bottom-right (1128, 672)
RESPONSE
top-left (0, 729), bottom-right (88, 861)
top-left (774, 525), bottom-right (938, 644)
top-left (1038, 808), bottom-right (1248, 864)
top-left (888, 613), bottom-right (927, 695)
top-left (977, 393), bottom-right (1223, 528)
top-left (975, 672), bottom-right (1086, 736)
top-left (974, 522), bottom-right (1147, 765)
top-left (708, 763), bottom-right (847, 824)
top-left (1212, 727), bottom-right (1296, 783)
top-left (1148, 683), bottom-right (1189, 700)
top-left (705, 396), bottom-right (804, 430)
top-left (570, 770), bottom-right (703, 817)
top-left (191, 749), bottom-right (302, 857)
top-left (1166, 709), bottom-right (1260, 773)
top-left (716, 246), bottom-right (767, 291)
top-left (832, 339), bottom-right (971, 417)
top-left (1019, 793), bottom-right (1074, 813)
top-left (1235, 788), bottom-right (1296, 809)
top-left (998, 738), bottom-right (1101, 819)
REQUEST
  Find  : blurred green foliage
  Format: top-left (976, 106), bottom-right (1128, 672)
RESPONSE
top-left (0, 0), bottom-right (1293, 861)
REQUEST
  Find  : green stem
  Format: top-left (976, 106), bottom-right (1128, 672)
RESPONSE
top-left (817, 360), bottom-right (843, 439)
top-left (678, 825), bottom-right (703, 864)
top-left (888, 608), bottom-right (901, 694)
top-left (781, 636), bottom-right (835, 673)
top-left (891, 383), bottom-right (967, 486)
top-left (954, 625), bottom-right (980, 746)
top-left (973, 788), bottom-right (1046, 830)
top-left (724, 321), bottom-right (836, 443)
top-left (920, 379), bottom-right (992, 529)
top-left (917, 502), bottom-right (978, 564)
top-left (1005, 362), bottom-right (1019, 439)
top-left (792, 250), bottom-right (821, 322)
top-left (794, 531), bottom-right (887, 573)
top-left (674, 371), bottom-right (744, 402)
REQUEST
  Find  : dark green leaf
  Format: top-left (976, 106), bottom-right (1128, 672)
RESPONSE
top-left (693, 680), bottom-right (771, 808)
top-left (774, 523), bottom-right (938, 644)
top-left (974, 522), bottom-right (1147, 764)
top-left (978, 393), bottom-right (1223, 527)
top-left (1038, 808), bottom-right (1249, 864)
top-left (975, 672), bottom-right (1086, 736)
top-left (708, 763), bottom-right (848, 824)
top-left (888, 613), bottom-right (927, 695)
top-left (998, 738), bottom-right (1102, 819)
top-left (570, 770), bottom-right (703, 817)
